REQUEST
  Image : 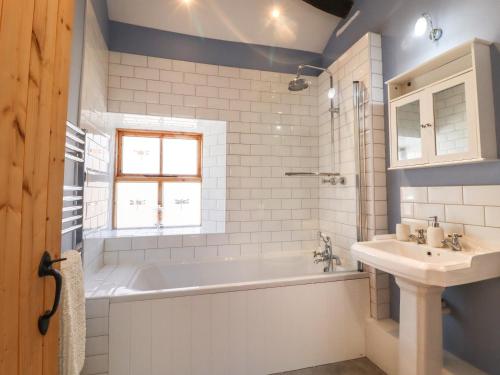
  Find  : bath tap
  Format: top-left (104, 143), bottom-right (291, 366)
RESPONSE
top-left (442, 233), bottom-right (463, 251)
top-left (314, 232), bottom-right (341, 272)
top-left (409, 229), bottom-right (427, 245)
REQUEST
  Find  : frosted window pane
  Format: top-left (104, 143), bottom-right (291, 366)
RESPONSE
top-left (122, 136), bottom-right (160, 174)
top-left (116, 182), bottom-right (158, 228)
top-left (162, 138), bottom-right (199, 175)
top-left (162, 182), bottom-right (201, 227)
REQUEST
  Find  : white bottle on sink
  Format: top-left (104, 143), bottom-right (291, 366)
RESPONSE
top-left (427, 216), bottom-right (444, 248)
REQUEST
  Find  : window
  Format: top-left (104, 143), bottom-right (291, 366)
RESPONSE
top-left (114, 129), bottom-right (202, 229)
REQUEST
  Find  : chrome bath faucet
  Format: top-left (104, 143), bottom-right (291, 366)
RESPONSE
top-left (314, 232), bottom-right (341, 272)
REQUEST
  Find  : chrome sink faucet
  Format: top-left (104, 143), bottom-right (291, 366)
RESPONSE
top-left (314, 232), bottom-right (341, 272)
top-left (442, 233), bottom-right (463, 251)
top-left (409, 229), bottom-right (427, 244)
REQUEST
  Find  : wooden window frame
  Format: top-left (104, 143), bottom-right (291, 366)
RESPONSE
top-left (114, 129), bottom-right (203, 229)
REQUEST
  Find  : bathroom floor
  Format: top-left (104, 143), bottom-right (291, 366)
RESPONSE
top-left (273, 358), bottom-right (386, 375)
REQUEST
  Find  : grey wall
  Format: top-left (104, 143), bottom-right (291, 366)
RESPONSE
top-left (323, 0), bottom-right (500, 373)
top-left (108, 21), bottom-right (323, 75)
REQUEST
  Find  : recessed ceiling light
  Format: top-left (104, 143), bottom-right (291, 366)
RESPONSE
top-left (182, 0), bottom-right (192, 5)
top-left (271, 8), bottom-right (281, 19)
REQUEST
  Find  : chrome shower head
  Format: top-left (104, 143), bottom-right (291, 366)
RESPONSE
top-left (288, 77), bottom-right (310, 92)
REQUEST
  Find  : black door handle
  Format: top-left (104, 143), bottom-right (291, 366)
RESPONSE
top-left (38, 251), bottom-right (66, 335)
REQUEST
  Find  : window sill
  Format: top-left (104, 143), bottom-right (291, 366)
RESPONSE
top-left (85, 226), bottom-right (216, 239)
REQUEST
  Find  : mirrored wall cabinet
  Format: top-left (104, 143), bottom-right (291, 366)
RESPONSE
top-left (387, 39), bottom-right (496, 169)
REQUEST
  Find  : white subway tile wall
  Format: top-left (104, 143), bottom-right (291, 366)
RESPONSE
top-left (82, 32), bottom-right (387, 372)
top-left (98, 33), bottom-right (387, 268)
top-left (82, 298), bottom-right (110, 375)
top-left (400, 185), bottom-right (500, 246)
top-left (102, 51), bottom-right (322, 261)
top-left (317, 34), bottom-right (388, 319)
top-left (318, 33), bottom-right (387, 259)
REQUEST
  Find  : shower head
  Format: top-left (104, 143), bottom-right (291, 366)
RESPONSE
top-left (288, 77), bottom-right (310, 92)
top-left (288, 64), bottom-right (333, 93)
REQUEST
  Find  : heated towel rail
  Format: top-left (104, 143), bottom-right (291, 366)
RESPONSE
top-left (61, 121), bottom-right (85, 248)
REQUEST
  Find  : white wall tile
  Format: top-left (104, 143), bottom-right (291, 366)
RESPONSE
top-left (118, 250), bottom-right (145, 264)
top-left (428, 186), bottom-right (463, 204)
top-left (86, 317), bottom-right (108, 337)
top-left (171, 247), bottom-right (195, 261)
top-left (158, 235), bottom-right (183, 248)
top-left (485, 206), bottom-right (500, 227)
top-left (413, 203), bottom-right (445, 221)
top-left (463, 186), bottom-right (500, 206)
top-left (82, 354), bottom-right (108, 375)
top-left (401, 187), bottom-right (428, 203)
top-left (132, 236), bottom-right (158, 250)
top-left (121, 53), bottom-right (148, 67)
top-left (85, 336), bottom-right (109, 356)
top-left (105, 238), bottom-right (131, 251)
top-left (445, 205), bottom-right (485, 226)
top-left (145, 248), bottom-right (171, 261)
top-left (464, 225), bottom-right (500, 246)
top-left (86, 298), bottom-right (109, 318)
top-left (401, 185), bottom-right (500, 246)
top-left (400, 203), bottom-right (414, 218)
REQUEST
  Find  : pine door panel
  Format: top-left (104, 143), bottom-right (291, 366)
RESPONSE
top-left (0, 0), bottom-right (75, 374)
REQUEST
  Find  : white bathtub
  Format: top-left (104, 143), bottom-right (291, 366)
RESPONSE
top-left (102, 253), bottom-right (370, 375)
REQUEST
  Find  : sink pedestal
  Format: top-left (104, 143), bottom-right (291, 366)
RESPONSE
top-left (396, 277), bottom-right (444, 375)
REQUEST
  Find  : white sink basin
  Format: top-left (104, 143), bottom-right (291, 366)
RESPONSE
top-left (351, 237), bottom-right (500, 287)
top-left (352, 236), bottom-right (500, 375)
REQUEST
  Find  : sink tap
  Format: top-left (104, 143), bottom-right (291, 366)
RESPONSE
top-left (442, 233), bottom-right (463, 251)
top-left (315, 232), bottom-right (341, 272)
top-left (409, 229), bottom-right (427, 244)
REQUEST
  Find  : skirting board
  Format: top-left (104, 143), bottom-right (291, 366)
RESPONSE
top-left (365, 318), bottom-right (487, 375)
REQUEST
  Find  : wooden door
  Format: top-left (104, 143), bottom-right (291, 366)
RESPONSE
top-left (0, 0), bottom-right (75, 374)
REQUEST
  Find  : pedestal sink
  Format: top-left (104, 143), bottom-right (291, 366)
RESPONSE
top-left (351, 236), bottom-right (500, 375)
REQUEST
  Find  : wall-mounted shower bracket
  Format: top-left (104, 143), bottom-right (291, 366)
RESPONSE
top-left (322, 176), bottom-right (346, 185)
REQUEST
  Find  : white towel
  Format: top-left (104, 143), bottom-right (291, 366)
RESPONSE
top-left (61, 250), bottom-right (86, 375)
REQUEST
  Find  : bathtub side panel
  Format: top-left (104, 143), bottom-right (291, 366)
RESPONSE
top-left (191, 294), bottom-right (212, 375)
top-left (108, 277), bottom-right (370, 374)
top-left (130, 301), bottom-right (152, 375)
top-left (109, 302), bottom-right (132, 375)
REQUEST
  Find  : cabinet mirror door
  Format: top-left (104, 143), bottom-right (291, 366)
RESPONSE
top-left (429, 72), bottom-right (477, 162)
top-left (390, 93), bottom-right (427, 167)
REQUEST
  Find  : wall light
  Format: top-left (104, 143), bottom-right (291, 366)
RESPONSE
top-left (327, 87), bottom-right (336, 99)
top-left (414, 13), bottom-right (442, 41)
top-left (271, 8), bottom-right (281, 19)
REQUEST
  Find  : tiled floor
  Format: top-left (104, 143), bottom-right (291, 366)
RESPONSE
top-left (273, 358), bottom-right (386, 375)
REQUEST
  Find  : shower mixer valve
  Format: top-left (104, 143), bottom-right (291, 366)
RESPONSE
top-left (322, 176), bottom-right (346, 185)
